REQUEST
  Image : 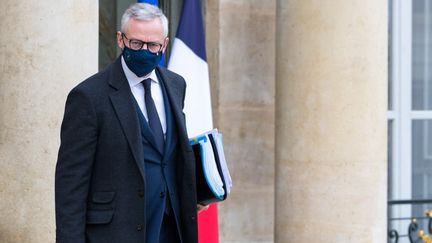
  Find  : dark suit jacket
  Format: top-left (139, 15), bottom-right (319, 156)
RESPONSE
top-left (55, 57), bottom-right (198, 243)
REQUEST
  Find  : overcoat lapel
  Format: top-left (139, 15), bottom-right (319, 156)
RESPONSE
top-left (108, 58), bottom-right (145, 179)
top-left (156, 70), bottom-right (174, 159)
top-left (156, 67), bottom-right (192, 153)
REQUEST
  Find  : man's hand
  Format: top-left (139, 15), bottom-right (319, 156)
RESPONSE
top-left (197, 204), bottom-right (209, 213)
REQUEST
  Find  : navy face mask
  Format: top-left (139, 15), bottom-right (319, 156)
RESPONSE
top-left (122, 46), bottom-right (162, 77)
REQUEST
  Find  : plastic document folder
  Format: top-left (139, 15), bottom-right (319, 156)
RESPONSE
top-left (189, 129), bottom-right (233, 205)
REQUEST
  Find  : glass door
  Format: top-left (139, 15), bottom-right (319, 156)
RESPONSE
top-left (389, 0), bottom-right (432, 242)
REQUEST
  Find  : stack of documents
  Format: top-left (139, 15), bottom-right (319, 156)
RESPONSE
top-left (189, 129), bottom-right (232, 205)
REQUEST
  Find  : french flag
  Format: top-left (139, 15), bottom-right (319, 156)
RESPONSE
top-left (167, 1), bottom-right (218, 243)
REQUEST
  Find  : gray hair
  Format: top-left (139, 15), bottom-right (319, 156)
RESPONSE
top-left (120, 3), bottom-right (168, 37)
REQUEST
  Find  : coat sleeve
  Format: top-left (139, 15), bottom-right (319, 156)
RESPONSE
top-left (55, 87), bottom-right (98, 243)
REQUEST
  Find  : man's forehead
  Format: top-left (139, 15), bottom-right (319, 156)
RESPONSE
top-left (125, 19), bottom-right (163, 39)
top-left (127, 18), bottom-right (163, 30)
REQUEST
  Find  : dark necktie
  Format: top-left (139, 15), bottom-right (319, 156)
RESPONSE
top-left (142, 78), bottom-right (164, 152)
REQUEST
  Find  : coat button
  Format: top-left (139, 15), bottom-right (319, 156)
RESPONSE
top-left (138, 190), bottom-right (144, 198)
top-left (137, 224), bottom-right (143, 231)
top-left (160, 192), bottom-right (165, 198)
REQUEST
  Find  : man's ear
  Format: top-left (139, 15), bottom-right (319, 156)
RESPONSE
top-left (162, 37), bottom-right (169, 53)
top-left (116, 31), bottom-right (124, 49)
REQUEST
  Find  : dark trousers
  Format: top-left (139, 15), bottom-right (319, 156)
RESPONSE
top-left (159, 212), bottom-right (180, 243)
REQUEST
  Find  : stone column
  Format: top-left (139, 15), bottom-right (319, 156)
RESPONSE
top-left (210, 0), bottom-right (276, 242)
top-left (275, 1), bottom-right (387, 242)
top-left (0, 1), bottom-right (98, 242)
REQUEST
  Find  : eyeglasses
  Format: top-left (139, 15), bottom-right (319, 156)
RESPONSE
top-left (121, 33), bottom-right (164, 53)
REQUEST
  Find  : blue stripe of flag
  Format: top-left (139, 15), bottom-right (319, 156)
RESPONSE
top-left (176, 0), bottom-right (207, 61)
top-left (138, 0), bottom-right (158, 5)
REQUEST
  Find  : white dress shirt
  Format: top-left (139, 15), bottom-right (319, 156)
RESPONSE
top-left (121, 56), bottom-right (167, 137)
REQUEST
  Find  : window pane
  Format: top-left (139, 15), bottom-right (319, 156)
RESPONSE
top-left (388, 0), bottom-right (393, 111)
top-left (412, 120), bottom-right (432, 197)
top-left (388, 120), bottom-right (394, 199)
top-left (412, 0), bottom-right (432, 110)
top-left (412, 120), bottom-right (432, 230)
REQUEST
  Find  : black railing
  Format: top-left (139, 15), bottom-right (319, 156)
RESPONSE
top-left (388, 199), bottom-right (432, 243)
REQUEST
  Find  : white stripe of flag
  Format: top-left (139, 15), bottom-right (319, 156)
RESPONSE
top-left (169, 39), bottom-right (213, 137)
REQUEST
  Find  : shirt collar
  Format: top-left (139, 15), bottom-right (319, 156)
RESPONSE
top-left (121, 56), bottom-right (159, 88)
